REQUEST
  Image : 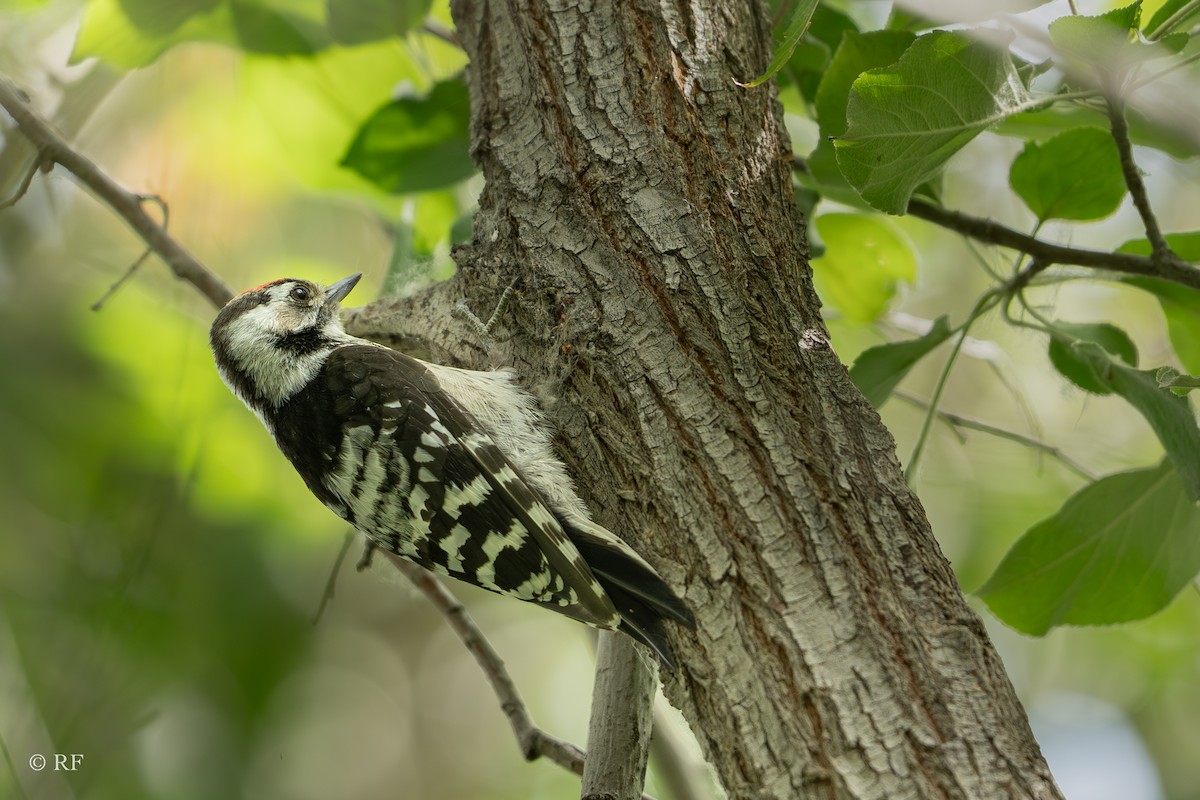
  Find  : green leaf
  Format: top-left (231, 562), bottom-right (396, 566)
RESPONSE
top-left (814, 30), bottom-right (916, 137)
top-left (117, 0), bottom-right (221, 35)
top-left (74, 0), bottom-right (334, 65)
top-left (1118, 233), bottom-right (1200, 373)
top-left (1156, 366), bottom-right (1200, 394)
top-left (1073, 342), bottom-right (1200, 501)
top-left (810, 213), bottom-right (917, 322)
top-left (1159, 30), bottom-right (1192, 54)
top-left (739, 0), bottom-right (820, 88)
top-left (1009, 127), bottom-right (1127, 221)
top-left (325, 0), bottom-right (432, 45)
top-left (806, 5), bottom-right (858, 50)
top-left (802, 30), bottom-right (916, 207)
top-left (74, 0), bottom-right (235, 67)
top-left (799, 140), bottom-right (866, 208)
top-left (834, 31), bottom-right (1039, 215)
top-left (1048, 322), bottom-right (1138, 395)
top-left (1145, 0), bottom-right (1200, 37)
top-left (779, 6), bottom-right (858, 104)
top-left (1048, 2), bottom-right (1141, 65)
top-left (341, 80), bottom-right (475, 194)
top-left (979, 460), bottom-right (1200, 635)
top-left (1118, 231), bottom-right (1200, 260)
top-left (230, 0), bottom-right (329, 55)
top-left (849, 315), bottom-right (954, 407)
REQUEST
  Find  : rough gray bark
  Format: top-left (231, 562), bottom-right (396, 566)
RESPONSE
top-left (581, 632), bottom-right (657, 800)
top-left (346, 1), bottom-right (1064, 798)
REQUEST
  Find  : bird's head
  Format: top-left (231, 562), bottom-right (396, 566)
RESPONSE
top-left (210, 274), bottom-right (362, 411)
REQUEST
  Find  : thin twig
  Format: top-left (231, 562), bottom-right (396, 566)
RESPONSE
top-left (1104, 91), bottom-right (1172, 262)
top-left (91, 246), bottom-right (153, 311)
top-left (0, 75), bottom-right (233, 308)
top-left (1132, 50), bottom-right (1200, 88)
top-left (91, 194), bottom-right (167, 310)
top-left (0, 730), bottom-right (28, 800)
top-left (421, 21), bottom-right (463, 49)
top-left (905, 292), bottom-right (1001, 484)
top-left (893, 392), bottom-right (1097, 481)
top-left (312, 529), bottom-right (358, 625)
top-left (0, 156), bottom-right (43, 210)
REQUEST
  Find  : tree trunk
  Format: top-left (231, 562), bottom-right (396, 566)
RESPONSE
top-left (346, 1), bottom-right (1064, 797)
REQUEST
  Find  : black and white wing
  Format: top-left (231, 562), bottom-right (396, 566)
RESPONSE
top-left (274, 344), bottom-right (621, 629)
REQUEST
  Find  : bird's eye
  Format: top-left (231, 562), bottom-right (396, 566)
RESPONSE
top-left (289, 285), bottom-right (312, 303)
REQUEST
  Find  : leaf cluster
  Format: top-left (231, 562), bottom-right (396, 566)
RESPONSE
top-left (773, 0), bottom-right (1200, 636)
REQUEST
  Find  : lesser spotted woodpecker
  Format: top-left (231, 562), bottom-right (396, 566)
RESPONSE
top-left (209, 274), bottom-right (694, 668)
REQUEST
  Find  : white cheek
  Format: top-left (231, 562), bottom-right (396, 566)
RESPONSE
top-left (222, 308), bottom-right (320, 407)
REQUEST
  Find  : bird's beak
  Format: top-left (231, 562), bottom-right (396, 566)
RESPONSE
top-left (324, 274), bottom-right (362, 307)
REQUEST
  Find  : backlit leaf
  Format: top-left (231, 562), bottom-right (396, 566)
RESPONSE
top-left (980, 460), bottom-right (1200, 635)
top-left (810, 213), bottom-right (917, 322)
top-left (1009, 128), bottom-right (1126, 221)
top-left (1047, 321), bottom-right (1138, 395)
top-left (341, 80), bottom-right (475, 194)
top-left (849, 315), bottom-right (953, 407)
top-left (835, 31), bottom-right (1040, 214)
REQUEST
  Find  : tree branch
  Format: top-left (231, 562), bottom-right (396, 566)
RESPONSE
top-left (0, 75), bottom-right (233, 308)
top-left (581, 632), bottom-right (658, 800)
top-left (1104, 91), bottom-right (1172, 262)
top-left (905, 198), bottom-right (1200, 289)
top-left (791, 156), bottom-right (1200, 291)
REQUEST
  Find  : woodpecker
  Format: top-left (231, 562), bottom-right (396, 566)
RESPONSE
top-left (209, 274), bottom-right (694, 668)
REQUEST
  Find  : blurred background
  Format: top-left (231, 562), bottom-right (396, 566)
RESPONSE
top-left (0, 0), bottom-right (1198, 798)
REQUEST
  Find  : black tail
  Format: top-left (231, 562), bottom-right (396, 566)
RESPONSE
top-left (563, 523), bottom-right (695, 671)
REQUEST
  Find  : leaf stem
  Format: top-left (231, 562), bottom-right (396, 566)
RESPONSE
top-left (905, 292), bottom-right (1000, 484)
top-left (894, 391), bottom-right (1096, 481)
top-left (1145, 0), bottom-right (1200, 39)
top-left (1133, 50), bottom-right (1200, 88)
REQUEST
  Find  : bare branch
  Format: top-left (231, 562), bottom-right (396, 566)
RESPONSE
top-left (90, 244), bottom-right (154, 311)
top-left (90, 195), bottom-right (167, 311)
top-left (581, 632), bottom-right (657, 800)
top-left (0, 75), bottom-right (233, 309)
top-left (421, 21), bottom-right (463, 49)
top-left (1105, 91), bottom-right (1173, 262)
top-left (792, 156), bottom-right (1200, 291)
top-left (905, 198), bottom-right (1200, 290)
